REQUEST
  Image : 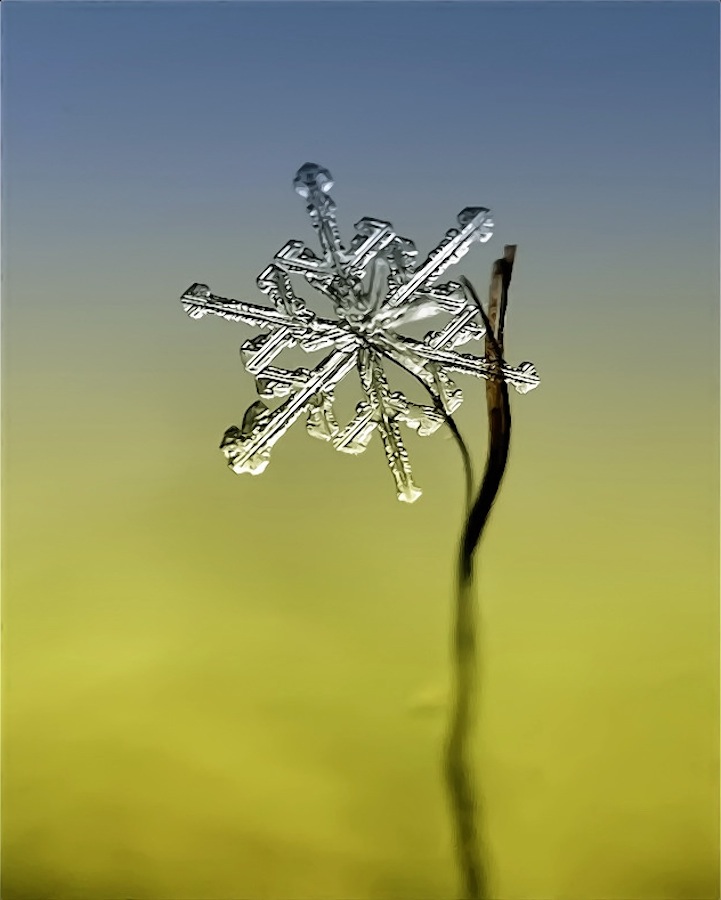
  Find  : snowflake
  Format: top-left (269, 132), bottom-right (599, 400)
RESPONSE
top-left (181, 163), bottom-right (539, 502)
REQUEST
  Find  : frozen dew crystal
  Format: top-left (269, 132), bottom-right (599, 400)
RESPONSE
top-left (293, 162), bottom-right (334, 197)
top-left (181, 163), bottom-right (539, 502)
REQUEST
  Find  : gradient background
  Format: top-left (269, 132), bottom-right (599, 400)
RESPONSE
top-left (2, 2), bottom-right (719, 898)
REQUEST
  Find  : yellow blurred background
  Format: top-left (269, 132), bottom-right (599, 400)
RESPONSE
top-left (3, 263), bottom-right (718, 898)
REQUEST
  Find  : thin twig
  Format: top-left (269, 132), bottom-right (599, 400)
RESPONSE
top-left (445, 247), bottom-right (516, 900)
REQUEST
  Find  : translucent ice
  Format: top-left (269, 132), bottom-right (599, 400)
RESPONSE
top-left (181, 164), bottom-right (539, 502)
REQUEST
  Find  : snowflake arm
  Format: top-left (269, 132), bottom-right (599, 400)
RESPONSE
top-left (220, 347), bottom-right (357, 475)
top-left (380, 207), bottom-right (494, 314)
top-left (356, 346), bottom-right (422, 504)
top-left (373, 332), bottom-right (540, 396)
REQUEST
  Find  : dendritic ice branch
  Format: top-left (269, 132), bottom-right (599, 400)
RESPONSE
top-left (181, 163), bottom-right (539, 502)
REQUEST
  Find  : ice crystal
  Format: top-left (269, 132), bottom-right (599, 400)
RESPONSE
top-left (181, 163), bottom-right (539, 502)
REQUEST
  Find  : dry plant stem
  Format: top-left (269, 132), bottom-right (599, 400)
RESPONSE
top-left (445, 248), bottom-right (516, 900)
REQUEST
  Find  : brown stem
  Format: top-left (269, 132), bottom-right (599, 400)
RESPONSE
top-left (445, 247), bottom-right (516, 900)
